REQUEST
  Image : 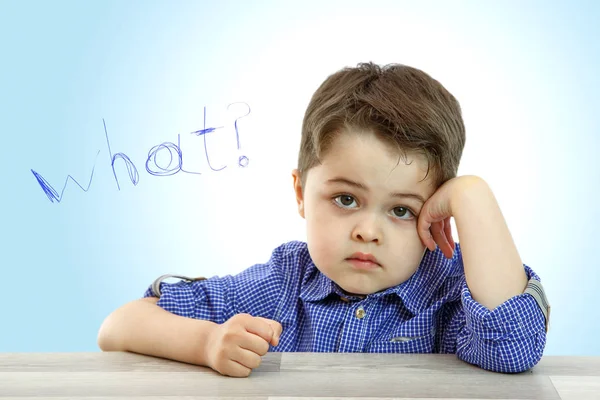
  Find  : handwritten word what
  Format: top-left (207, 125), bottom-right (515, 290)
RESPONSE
top-left (31, 103), bottom-right (251, 203)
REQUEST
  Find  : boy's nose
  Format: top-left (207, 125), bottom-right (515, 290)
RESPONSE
top-left (351, 216), bottom-right (382, 243)
top-left (354, 232), bottom-right (379, 243)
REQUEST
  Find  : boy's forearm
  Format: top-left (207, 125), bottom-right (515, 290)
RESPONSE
top-left (452, 177), bottom-right (528, 310)
top-left (97, 298), bottom-right (216, 366)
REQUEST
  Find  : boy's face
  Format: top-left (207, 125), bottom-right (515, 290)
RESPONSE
top-left (292, 128), bottom-right (437, 295)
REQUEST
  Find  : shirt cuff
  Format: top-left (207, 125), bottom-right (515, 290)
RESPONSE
top-left (461, 265), bottom-right (548, 341)
top-left (142, 274), bottom-right (207, 318)
top-left (143, 274), bottom-right (206, 298)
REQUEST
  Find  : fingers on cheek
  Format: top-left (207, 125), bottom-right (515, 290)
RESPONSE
top-left (422, 225), bottom-right (436, 250)
top-left (431, 226), bottom-right (444, 243)
top-left (418, 221), bottom-right (432, 241)
top-left (419, 230), bottom-right (433, 249)
top-left (434, 228), bottom-right (454, 257)
top-left (432, 224), bottom-right (449, 250)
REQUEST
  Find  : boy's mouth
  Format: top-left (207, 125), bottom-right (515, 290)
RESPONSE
top-left (347, 252), bottom-right (381, 269)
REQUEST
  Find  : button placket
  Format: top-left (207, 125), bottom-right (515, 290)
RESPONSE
top-left (338, 300), bottom-right (371, 352)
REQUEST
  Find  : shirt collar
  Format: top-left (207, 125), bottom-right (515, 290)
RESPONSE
top-left (299, 246), bottom-right (460, 314)
top-left (371, 247), bottom-right (459, 314)
top-left (299, 259), bottom-right (336, 302)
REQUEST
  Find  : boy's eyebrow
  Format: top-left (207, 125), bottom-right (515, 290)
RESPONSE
top-left (326, 177), bottom-right (426, 204)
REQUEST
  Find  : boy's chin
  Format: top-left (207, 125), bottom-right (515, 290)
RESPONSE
top-left (337, 278), bottom-right (409, 296)
top-left (337, 282), bottom-right (383, 296)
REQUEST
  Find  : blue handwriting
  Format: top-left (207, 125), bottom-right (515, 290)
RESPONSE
top-left (31, 103), bottom-right (251, 203)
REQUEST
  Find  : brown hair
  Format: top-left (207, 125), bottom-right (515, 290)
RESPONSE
top-left (298, 62), bottom-right (465, 189)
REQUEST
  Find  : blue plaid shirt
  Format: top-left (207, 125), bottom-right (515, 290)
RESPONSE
top-left (143, 241), bottom-right (547, 373)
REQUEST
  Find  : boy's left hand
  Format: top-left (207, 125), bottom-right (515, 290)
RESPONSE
top-left (417, 175), bottom-right (483, 259)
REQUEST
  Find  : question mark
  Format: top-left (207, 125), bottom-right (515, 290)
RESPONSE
top-left (227, 102), bottom-right (251, 167)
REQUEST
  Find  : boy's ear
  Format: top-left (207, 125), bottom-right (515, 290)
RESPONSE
top-left (291, 169), bottom-right (305, 218)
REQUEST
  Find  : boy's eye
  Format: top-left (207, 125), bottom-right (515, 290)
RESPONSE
top-left (333, 196), bottom-right (414, 220)
top-left (392, 207), bottom-right (414, 219)
top-left (334, 195), bottom-right (357, 208)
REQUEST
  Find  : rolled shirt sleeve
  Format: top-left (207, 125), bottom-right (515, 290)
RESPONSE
top-left (142, 244), bottom-right (287, 324)
top-left (454, 264), bottom-right (548, 373)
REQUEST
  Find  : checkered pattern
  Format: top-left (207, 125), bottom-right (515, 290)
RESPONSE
top-left (143, 241), bottom-right (547, 373)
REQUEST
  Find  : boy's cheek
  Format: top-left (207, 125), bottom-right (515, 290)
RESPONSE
top-left (307, 218), bottom-right (341, 253)
top-left (307, 216), bottom-right (337, 243)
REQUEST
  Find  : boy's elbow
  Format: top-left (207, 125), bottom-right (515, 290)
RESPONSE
top-left (493, 345), bottom-right (544, 374)
top-left (493, 334), bottom-right (546, 373)
top-left (483, 351), bottom-right (542, 374)
top-left (500, 344), bottom-right (544, 373)
top-left (97, 297), bottom-right (159, 352)
top-left (97, 314), bottom-right (121, 352)
top-left (97, 330), bottom-right (110, 352)
top-left (457, 332), bottom-right (546, 373)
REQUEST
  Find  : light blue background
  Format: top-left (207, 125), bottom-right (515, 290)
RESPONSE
top-left (1, 1), bottom-right (598, 355)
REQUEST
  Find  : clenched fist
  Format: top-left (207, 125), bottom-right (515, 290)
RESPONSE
top-left (205, 313), bottom-right (282, 377)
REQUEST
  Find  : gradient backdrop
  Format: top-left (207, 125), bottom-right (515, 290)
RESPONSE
top-left (1, 0), bottom-right (598, 356)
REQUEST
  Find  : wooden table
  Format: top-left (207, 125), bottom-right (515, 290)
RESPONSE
top-left (1, 352), bottom-right (598, 399)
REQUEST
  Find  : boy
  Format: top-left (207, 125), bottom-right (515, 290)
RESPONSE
top-left (98, 62), bottom-right (549, 377)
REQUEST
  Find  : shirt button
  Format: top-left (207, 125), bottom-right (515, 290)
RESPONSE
top-left (355, 307), bottom-right (366, 319)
